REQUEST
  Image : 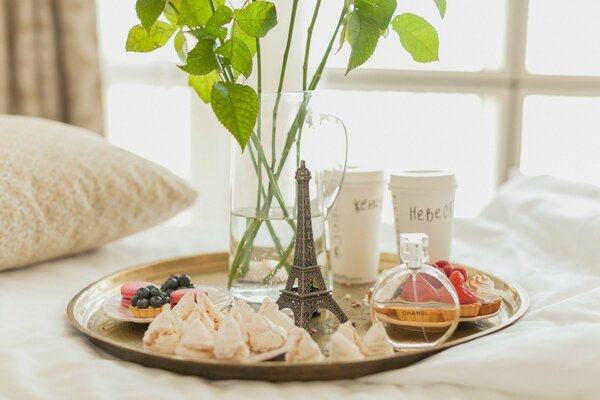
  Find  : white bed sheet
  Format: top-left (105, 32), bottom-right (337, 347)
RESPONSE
top-left (1, 175), bottom-right (599, 400)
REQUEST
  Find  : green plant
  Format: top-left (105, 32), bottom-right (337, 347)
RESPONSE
top-left (126, 0), bottom-right (445, 287)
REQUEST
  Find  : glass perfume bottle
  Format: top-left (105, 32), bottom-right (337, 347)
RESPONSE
top-left (371, 233), bottom-right (460, 350)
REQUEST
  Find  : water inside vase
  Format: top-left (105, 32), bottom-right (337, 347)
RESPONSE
top-left (229, 207), bottom-right (328, 304)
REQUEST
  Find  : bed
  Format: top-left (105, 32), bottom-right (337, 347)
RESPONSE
top-left (2, 175), bottom-right (599, 399)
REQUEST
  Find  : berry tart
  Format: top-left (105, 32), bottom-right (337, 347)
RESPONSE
top-left (160, 274), bottom-right (195, 297)
top-left (129, 284), bottom-right (170, 318)
top-left (432, 260), bottom-right (501, 317)
top-left (120, 281), bottom-right (153, 308)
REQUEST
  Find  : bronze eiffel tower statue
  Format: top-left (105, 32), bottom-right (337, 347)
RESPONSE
top-left (276, 160), bottom-right (348, 331)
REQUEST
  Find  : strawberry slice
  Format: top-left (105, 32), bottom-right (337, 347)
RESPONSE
top-left (400, 274), bottom-right (440, 302)
top-left (452, 267), bottom-right (468, 281)
top-left (449, 271), bottom-right (477, 304)
top-left (442, 266), bottom-right (454, 277)
top-left (434, 260), bottom-right (450, 268)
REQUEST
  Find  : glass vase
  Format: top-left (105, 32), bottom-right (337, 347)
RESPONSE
top-left (229, 91), bottom-right (347, 303)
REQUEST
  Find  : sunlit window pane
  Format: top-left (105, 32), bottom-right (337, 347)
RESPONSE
top-left (105, 84), bottom-right (192, 181)
top-left (311, 91), bottom-right (500, 219)
top-left (526, 0), bottom-right (600, 76)
top-left (520, 95), bottom-right (600, 186)
top-left (316, 0), bottom-right (507, 72)
top-left (96, 0), bottom-right (179, 65)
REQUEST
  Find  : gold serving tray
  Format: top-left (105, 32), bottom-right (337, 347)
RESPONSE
top-left (67, 252), bottom-right (528, 382)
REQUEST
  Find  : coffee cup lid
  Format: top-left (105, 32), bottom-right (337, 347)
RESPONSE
top-left (343, 167), bottom-right (385, 184)
top-left (389, 170), bottom-right (456, 190)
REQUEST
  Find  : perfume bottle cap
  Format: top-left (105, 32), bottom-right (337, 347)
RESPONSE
top-left (400, 233), bottom-right (429, 269)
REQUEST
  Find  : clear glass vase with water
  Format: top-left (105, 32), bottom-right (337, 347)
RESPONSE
top-left (229, 91), bottom-right (347, 303)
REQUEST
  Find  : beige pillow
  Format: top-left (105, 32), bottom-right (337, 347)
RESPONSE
top-left (0, 115), bottom-right (197, 271)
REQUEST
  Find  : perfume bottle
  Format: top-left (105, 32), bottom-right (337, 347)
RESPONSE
top-left (370, 233), bottom-right (460, 350)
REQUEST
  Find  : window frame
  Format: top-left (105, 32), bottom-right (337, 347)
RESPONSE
top-left (97, 0), bottom-right (600, 222)
top-left (321, 0), bottom-right (600, 185)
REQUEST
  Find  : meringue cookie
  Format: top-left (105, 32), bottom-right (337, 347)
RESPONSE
top-left (285, 328), bottom-right (324, 363)
top-left (258, 298), bottom-right (296, 335)
top-left (175, 319), bottom-right (215, 359)
top-left (327, 331), bottom-right (364, 362)
top-left (360, 322), bottom-right (394, 357)
top-left (186, 309), bottom-right (216, 335)
top-left (143, 306), bottom-right (180, 354)
top-left (197, 293), bottom-right (224, 330)
top-left (230, 299), bottom-right (255, 342)
top-left (468, 273), bottom-right (500, 304)
top-left (214, 315), bottom-right (249, 360)
top-left (172, 292), bottom-right (196, 321)
top-left (247, 314), bottom-right (287, 353)
top-left (337, 321), bottom-right (361, 348)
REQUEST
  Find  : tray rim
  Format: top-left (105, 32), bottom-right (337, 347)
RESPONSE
top-left (66, 252), bottom-right (529, 381)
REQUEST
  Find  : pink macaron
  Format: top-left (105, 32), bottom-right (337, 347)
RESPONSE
top-left (120, 281), bottom-right (154, 307)
top-left (170, 288), bottom-right (208, 306)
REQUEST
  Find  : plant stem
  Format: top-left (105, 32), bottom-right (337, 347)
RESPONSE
top-left (229, 4), bottom-right (348, 288)
top-left (309, 6), bottom-right (347, 90)
top-left (303, 0), bottom-right (322, 91)
top-left (271, 0), bottom-right (300, 169)
top-left (255, 33), bottom-right (263, 210)
top-left (262, 237), bottom-right (295, 284)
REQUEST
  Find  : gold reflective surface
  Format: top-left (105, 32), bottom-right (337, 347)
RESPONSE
top-left (67, 253), bottom-right (528, 381)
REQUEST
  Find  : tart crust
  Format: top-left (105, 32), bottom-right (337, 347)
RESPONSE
top-left (477, 299), bottom-right (501, 316)
top-left (459, 303), bottom-right (481, 317)
top-left (130, 305), bottom-right (163, 318)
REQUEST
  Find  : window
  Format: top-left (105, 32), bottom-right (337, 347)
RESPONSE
top-left (96, 0), bottom-right (600, 225)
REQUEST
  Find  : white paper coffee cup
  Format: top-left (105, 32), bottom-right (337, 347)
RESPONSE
top-left (389, 171), bottom-right (457, 263)
top-left (328, 169), bottom-right (385, 284)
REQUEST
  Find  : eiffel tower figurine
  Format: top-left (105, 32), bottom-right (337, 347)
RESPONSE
top-left (276, 160), bottom-right (348, 331)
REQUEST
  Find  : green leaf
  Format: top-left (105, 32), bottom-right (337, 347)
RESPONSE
top-left (433, 0), bottom-right (446, 18)
top-left (236, 1), bottom-right (277, 38)
top-left (136, 0), bottom-right (167, 32)
top-left (189, 72), bottom-right (220, 103)
top-left (392, 13), bottom-right (439, 63)
top-left (126, 22), bottom-right (177, 52)
top-left (210, 82), bottom-right (258, 150)
top-left (345, 11), bottom-right (380, 74)
top-left (355, 0), bottom-right (397, 30)
top-left (174, 30), bottom-right (188, 62)
top-left (216, 38), bottom-right (252, 78)
top-left (163, 0), bottom-right (181, 25)
top-left (336, 17), bottom-right (348, 53)
top-left (178, 0), bottom-right (224, 27)
top-left (178, 38), bottom-right (218, 75)
top-left (232, 19), bottom-right (257, 56)
top-left (207, 5), bottom-right (233, 27)
top-left (189, 26), bottom-right (227, 41)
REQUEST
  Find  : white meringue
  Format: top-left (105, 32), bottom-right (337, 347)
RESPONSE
top-left (213, 315), bottom-right (249, 360)
top-left (185, 309), bottom-right (216, 335)
top-left (247, 314), bottom-right (287, 353)
top-left (142, 306), bottom-right (180, 354)
top-left (327, 331), bottom-right (364, 362)
top-left (360, 322), bottom-right (394, 357)
top-left (197, 293), bottom-right (224, 329)
top-left (468, 273), bottom-right (501, 304)
top-left (337, 321), bottom-right (361, 348)
top-left (175, 319), bottom-right (214, 359)
top-left (285, 328), bottom-right (325, 363)
top-left (258, 298), bottom-right (296, 335)
top-left (172, 292), bottom-right (196, 321)
top-left (230, 299), bottom-right (255, 343)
